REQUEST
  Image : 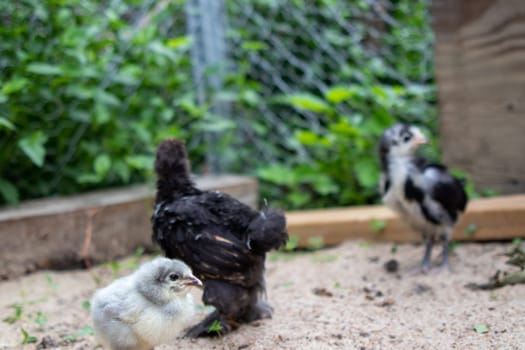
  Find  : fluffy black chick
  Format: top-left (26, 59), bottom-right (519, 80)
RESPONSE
top-left (151, 139), bottom-right (288, 337)
top-left (379, 124), bottom-right (468, 272)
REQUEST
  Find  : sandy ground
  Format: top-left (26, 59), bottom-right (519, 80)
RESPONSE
top-left (1, 240), bottom-right (524, 350)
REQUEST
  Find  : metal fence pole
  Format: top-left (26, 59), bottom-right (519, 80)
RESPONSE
top-left (186, 0), bottom-right (230, 173)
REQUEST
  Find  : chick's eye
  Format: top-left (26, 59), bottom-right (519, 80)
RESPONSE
top-left (403, 135), bottom-right (411, 143)
top-left (168, 273), bottom-right (179, 281)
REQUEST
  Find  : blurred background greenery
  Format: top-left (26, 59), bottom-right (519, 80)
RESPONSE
top-left (0, 0), bottom-right (440, 209)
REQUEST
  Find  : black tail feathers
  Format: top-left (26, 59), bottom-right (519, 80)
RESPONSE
top-left (154, 139), bottom-right (193, 201)
top-left (246, 209), bottom-right (288, 254)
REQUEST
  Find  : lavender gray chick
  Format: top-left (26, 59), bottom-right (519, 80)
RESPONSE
top-left (91, 257), bottom-right (202, 350)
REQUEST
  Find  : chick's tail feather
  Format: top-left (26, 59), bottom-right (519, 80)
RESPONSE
top-left (246, 209), bottom-right (288, 254)
top-left (154, 139), bottom-right (194, 201)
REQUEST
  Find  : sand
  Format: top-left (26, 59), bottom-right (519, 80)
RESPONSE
top-left (1, 240), bottom-right (524, 350)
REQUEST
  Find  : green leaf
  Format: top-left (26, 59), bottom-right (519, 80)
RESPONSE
top-left (17, 131), bottom-right (48, 167)
top-left (241, 90), bottom-right (260, 106)
top-left (21, 328), bottom-right (37, 344)
top-left (257, 165), bottom-right (295, 186)
top-left (26, 63), bottom-right (63, 76)
top-left (0, 117), bottom-right (16, 131)
top-left (464, 223), bottom-right (477, 237)
top-left (355, 158), bottom-right (379, 188)
top-left (474, 324), bottom-right (489, 334)
top-left (284, 93), bottom-right (331, 113)
top-left (284, 235), bottom-right (299, 251)
top-left (76, 173), bottom-right (101, 184)
top-left (197, 116), bottom-right (236, 132)
top-left (325, 86), bottom-right (358, 104)
top-left (207, 320), bottom-right (223, 333)
top-left (3, 304), bottom-right (23, 324)
top-left (94, 154), bottom-right (111, 176)
top-left (329, 119), bottom-right (360, 137)
top-left (95, 90), bottom-right (121, 107)
top-left (125, 155), bottom-right (154, 170)
top-left (295, 130), bottom-right (331, 147)
top-left (309, 174), bottom-right (339, 195)
top-left (307, 236), bottom-right (324, 250)
top-left (82, 300), bottom-right (91, 311)
top-left (76, 325), bottom-right (94, 337)
top-left (371, 219), bottom-right (386, 233)
top-left (166, 36), bottom-right (191, 49)
top-left (241, 40), bottom-right (268, 51)
top-left (1, 78), bottom-right (29, 95)
top-left (34, 311), bottom-right (47, 327)
top-left (288, 192), bottom-right (310, 208)
top-left (0, 178), bottom-right (19, 204)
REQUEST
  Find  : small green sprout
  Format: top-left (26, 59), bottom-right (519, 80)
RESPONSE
top-left (474, 324), bottom-right (489, 334)
top-left (390, 244), bottom-right (398, 254)
top-left (45, 273), bottom-right (57, 290)
top-left (207, 320), bottom-right (223, 334)
top-left (21, 328), bottom-right (37, 344)
top-left (3, 304), bottom-right (23, 324)
top-left (370, 219), bottom-right (386, 234)
top-left (284, 235), bottom-right (299, 251)
top-left (307, 236), bottom-right (324, 250)
top-left (464, 223), bottom-right (477, 237)
top-left (34, 311), bottom-right (47, 328)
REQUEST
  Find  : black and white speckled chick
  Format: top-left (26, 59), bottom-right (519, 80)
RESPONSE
top-left (379, 124), bottom-right (468, 272)
top-left (151, 139), bottom-right (288, 337)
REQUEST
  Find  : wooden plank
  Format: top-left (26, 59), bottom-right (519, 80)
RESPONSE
top-left (432, 0), bottom-right (525, 195)
top-left (286, 194), bottom-right (525, 247)
top-left (0, 175), bottom-right (258, 280)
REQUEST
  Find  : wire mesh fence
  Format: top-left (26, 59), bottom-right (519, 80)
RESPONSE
top-left (188, 0), bottom-right (436, 170)
top-left (0, 0), bottom-right (435, 207)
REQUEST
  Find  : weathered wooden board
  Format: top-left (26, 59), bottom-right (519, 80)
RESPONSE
top-left (432, 0), bottom-right (525, 194)
top-left (0, 175), bottom-right (258, 279)
top-left (286, 194), bottom-right (525, 247)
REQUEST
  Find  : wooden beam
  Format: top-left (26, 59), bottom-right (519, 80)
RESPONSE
top-left (286, 194), bottom-right (525, 247)
top-left (0, 175), bottom-right (258, 280)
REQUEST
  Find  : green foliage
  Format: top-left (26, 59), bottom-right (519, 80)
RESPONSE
top-left (0, 0), bottom-right (203, 205)
top-left (225, 0), bottom-right (438, 209)
top-left (0, 0), bottom-right (441, 211)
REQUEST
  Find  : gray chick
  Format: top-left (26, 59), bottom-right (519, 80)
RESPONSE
top-left (91, 257), bottom-right (202, 350)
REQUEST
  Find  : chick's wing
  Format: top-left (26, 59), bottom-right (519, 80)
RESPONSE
top-left (152, 199), bottom-right (262, 287)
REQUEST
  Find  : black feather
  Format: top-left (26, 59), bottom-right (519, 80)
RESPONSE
top-left (151, 139), bottom-right (288, 337)
top-left (404, 177), bottom-right (424, 203)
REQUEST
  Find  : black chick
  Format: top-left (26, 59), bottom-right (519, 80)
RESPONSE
top-left (379, 124), bottom-right (468, 272)
top-left (151, 139), bottom-right (288, 337)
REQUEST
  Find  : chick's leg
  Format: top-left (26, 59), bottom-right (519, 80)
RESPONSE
top-left (186, 280), bottom-right (251, 337)
top-left (440, 234), bottom-right (449, 268)
top-left (242, 278), bottom-right (273, 322)
top-left (421, 237), bottom-right (433, 272)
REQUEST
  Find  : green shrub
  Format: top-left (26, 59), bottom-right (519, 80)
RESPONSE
top-left (0, 0), bottom-right (203, 204)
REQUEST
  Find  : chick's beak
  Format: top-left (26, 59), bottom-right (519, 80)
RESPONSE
top-left (413, 130), bottom-right (428, 146)
top-left (183, 275), bottom-right (203, 289)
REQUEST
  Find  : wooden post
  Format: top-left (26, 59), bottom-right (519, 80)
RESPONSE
top-left (432, 0), bottom-right (525, 195)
